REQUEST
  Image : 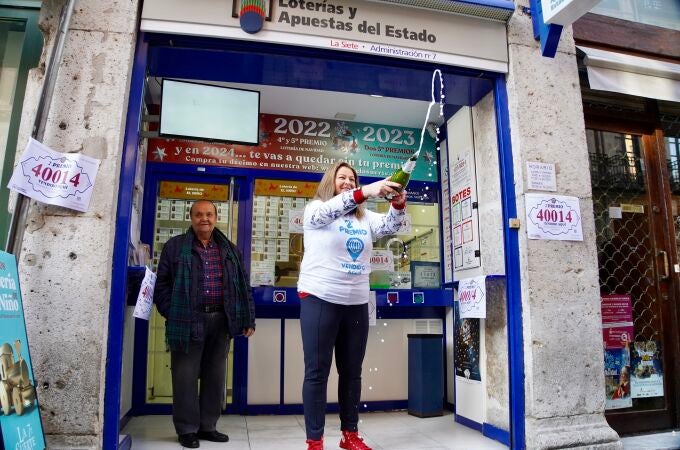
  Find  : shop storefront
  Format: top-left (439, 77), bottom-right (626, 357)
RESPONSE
top-left (8, 1), bottom-right (642, 449)
top-left (109, 0), bottom-right (521, 448)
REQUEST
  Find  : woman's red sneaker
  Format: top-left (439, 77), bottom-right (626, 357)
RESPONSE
top-left (306, 437), bottom-right (324, 450)
top-left (339, 430), bottom-right (372, 450)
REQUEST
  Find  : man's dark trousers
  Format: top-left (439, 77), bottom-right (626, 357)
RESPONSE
top-left (170, 311), bottom-right (230, 435)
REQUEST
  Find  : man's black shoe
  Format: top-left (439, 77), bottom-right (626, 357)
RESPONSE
top-left (178, 433), bottom-right (200, 448)
top-left (197, 430), bottom-right (229, 442)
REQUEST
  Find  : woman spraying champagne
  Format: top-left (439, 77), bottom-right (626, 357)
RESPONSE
top-left (298, 162), bottom-right (406, 450)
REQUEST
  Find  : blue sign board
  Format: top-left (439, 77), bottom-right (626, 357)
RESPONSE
top-left (0, 251), bottom-right (45, 450)
top-left (530, 0), bottom-right (602, 57)
top-left (529, 0), bottom-right (564, 58)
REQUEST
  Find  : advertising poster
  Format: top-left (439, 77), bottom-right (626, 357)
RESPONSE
top-left (449, 148), bottom-right (480, 272)
top-left (525, 194), bottom-right (583, 241)
top-left (601, 294), bottom-right (633, 324)
top-left (454, 301), bottom-right (481, 382)
top-left (457, 276), bottom-right (486, 319)
top-left (7, 138), bottom-right (100, 213)
top-left (602, 325), bottom-right (634, 349)
top-left (0, 251), bottom-right (45, 450)
top-left (601, 294), bottom-right (634, 350)
top-left (148, 113), bottom-right (438, 181)
top-left (604, 348), bottom-right (632, 410)
top-left (601, 293), bottom-right (634, 410)
top-left (630, 341), bottom-right (664, 398)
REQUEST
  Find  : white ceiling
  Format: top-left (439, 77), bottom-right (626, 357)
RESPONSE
top-left (150, 78), bottom-right (442, 129)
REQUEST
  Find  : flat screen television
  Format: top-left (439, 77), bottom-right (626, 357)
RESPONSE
top-left (159, 79), bottom-right (260, 146)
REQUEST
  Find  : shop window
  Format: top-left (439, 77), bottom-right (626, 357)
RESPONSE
top-left (587, 129), bottom-right (644, 193)
top-left (591, 0), bottom-right (680, 31)
top-left (667, 136), bottom-right (680, 194)
top-left (369, 199), bottom-right (440, 289)
top-left (249, 178), bottom-right (441, 289)
top-left (250, 183), bottom-right (312, 288)
top-left (0, 19), bottom-right (24, 160)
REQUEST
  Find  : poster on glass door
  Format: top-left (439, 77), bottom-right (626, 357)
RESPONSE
top-left (630, 340), bottom-right (664, 398)
top-left (604, 348), bottom-right (632, 409)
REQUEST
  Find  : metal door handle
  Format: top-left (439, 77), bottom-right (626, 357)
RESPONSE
top-left (658, 250), bottom-right (669, 281)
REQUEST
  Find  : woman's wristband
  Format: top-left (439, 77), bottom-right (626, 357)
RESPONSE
top-left (390, 199), bottom-right (407, 210)
top-left (353, 187), bottom-right (367, 204)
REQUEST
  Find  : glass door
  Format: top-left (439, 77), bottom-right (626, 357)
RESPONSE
top-left (146, 179), bottom-right (240, 408)
top-left (0, 7), bottom-right (41, 248)
top-left (588, 128), bottom-right (679, 433)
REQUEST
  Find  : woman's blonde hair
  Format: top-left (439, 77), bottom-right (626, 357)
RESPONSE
top-left (314, 161), bottom-right (365, 219)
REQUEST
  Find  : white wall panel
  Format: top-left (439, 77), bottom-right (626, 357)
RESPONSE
top-left (248, 319), bottom-right (282, 404)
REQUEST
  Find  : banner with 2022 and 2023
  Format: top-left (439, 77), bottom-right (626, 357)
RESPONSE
top-left (148, 113), bottom-right (438, 182)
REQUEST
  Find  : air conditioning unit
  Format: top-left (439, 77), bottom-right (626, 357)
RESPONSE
top-left (413, 319), bottom-right (443, 334)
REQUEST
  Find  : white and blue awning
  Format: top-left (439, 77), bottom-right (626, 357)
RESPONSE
top-left (365, 0), bottom-right (515, 22)
top-left (579, 46), bottom-right (680, 103)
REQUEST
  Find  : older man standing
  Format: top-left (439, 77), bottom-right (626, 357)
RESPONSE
top-left (154, 199), bottom-right (255, 448)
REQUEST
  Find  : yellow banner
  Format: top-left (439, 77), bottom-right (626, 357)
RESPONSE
top-left (254, 179), bottom-right (318, 198)
top-left (159, 181), bottom-right (229, 201)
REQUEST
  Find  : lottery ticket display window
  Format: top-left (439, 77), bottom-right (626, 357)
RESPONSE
top-left (249, 178), bottom-right (441, 290)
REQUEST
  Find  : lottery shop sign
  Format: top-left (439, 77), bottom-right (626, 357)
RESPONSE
top-left (525, 193), bottom-right (583, 241)
top-left (148, 113), bottom-right (437, 181)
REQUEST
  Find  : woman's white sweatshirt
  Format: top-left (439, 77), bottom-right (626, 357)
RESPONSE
top-left (297, 189), bottom-right (405, 305)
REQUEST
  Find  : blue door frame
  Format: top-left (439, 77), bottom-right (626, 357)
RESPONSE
top-left (104, 32), bottom-right (525, 450)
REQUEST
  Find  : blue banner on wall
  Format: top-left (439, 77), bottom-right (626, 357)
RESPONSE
top-left (0, 250), bottom-right (45, 450)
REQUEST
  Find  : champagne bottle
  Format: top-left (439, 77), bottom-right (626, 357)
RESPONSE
top-left (389, 150), bottom-right (419, 192)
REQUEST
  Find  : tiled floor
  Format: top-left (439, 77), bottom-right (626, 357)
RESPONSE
top-left (621, 430), bottom-right (680, 450)
top-left (122, 411), bottom-right (509, 449)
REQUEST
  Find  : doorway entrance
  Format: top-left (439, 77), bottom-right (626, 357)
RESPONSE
top-left (143, 177), bottom-right (242, 410)
top-left (587, 107), bottom-right (680, 433)
top-left (114, 30), bottom-right (522, 449)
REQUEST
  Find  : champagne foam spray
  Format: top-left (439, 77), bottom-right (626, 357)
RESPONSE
top-left (414, 69), bottom-right (445, 159)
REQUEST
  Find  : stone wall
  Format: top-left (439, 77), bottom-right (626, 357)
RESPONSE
top-left (13, 0), bottom-right (140, 447)
top-left (472, 91), bottom-right (509, 431)
top-left (507, 1), bottom-right (621, 449)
